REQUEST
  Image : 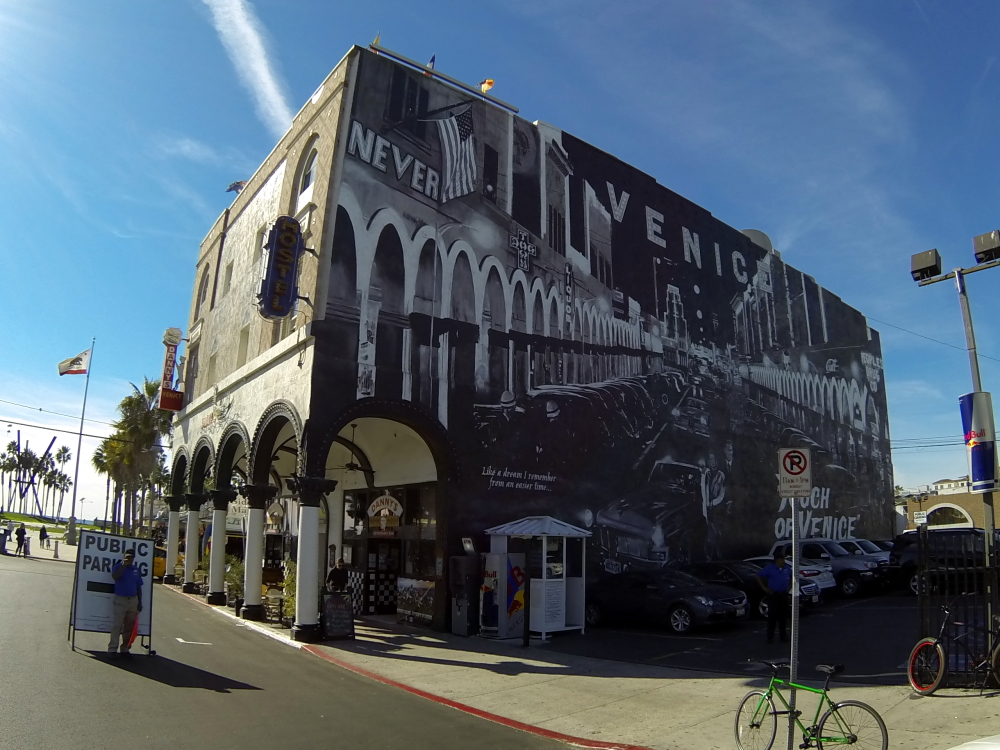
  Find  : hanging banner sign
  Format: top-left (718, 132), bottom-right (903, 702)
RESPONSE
top-left (258, 215), bottom-right (303, 319)
top-left (960, 392), bottom-right (998, 494)
top-left (71, 531), bottom-right (154, 636)
top-left (158, 328), bottom-right (185, 411)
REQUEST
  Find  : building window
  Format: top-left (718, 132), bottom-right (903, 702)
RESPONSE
top-left (207, 354), bottom-right (218, 387)
top-left (236, 325), bottom-right (251, 369)
top-left (547, 205), bottom-right (566, 256)
top-left (194, 268), bottom-right (210, 321)
top-left (385, 68), bottom-right (429, 140)
top-left (184, 345), bottom-right (199, 404)
top-left (483, 144), bottom-right (499, 203)
top-left (300, 149), bottom-right (317, 194)
top-left (222, 262), bottom-right (234, 297)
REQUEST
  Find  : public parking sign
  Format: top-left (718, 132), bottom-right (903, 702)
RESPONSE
top-left (779, 448), bottom-right (812, 498)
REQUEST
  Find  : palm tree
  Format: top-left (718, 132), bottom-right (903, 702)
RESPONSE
top-left (54, 446), bottom-right (71, 520)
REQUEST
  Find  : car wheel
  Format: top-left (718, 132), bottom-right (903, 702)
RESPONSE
top-left (839, 574), bottom-right (861, 598)
top-left (757, 599), bottom-right (769, 619)
top-left (668, 604), bottom-right (694, 634)
top-left (585, 602), bottom-right (603, 627)
top-left (908, 571), bottom-right (921, 596)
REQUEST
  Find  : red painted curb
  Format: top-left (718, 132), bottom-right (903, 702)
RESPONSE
top-left (301, 644), bottom-right (654, 750)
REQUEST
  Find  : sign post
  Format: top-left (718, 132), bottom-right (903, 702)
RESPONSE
top-left (68, 530), bottom-right (155, 656)
top-left (778, 447), bottom-right (812, 750)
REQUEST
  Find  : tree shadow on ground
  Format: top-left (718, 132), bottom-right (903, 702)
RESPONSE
top-left (83, 650), bottom-right (261, 692)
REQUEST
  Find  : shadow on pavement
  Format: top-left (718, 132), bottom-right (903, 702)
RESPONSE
top-left (83, 651), bottom-right (261, 692)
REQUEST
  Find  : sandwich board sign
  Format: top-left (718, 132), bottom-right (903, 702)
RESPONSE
top-left (778, 448), bottom-right (812, 498)
top-left (68, 530), bottom-right (154, 651)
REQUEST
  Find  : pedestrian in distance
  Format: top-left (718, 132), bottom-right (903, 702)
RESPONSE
top-left (107, 549), bottom-right (143, 657)
top-left (39, 526), bottom-right (49, 549)
top-left (14, 523), bottom-right (26, 557)
top-left (326, 558), bottom-right (349, 592)
top-left (755, 550), bottom-right (793, 644)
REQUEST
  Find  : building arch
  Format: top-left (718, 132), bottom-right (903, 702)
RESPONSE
top-left (190, 437), bottom-right (216, 494)
top-left (216, 420), bottom-right (252, 488)
top-left (925, 503), bottom-right (975, 528)
top-left (170, 450), bottom-right (189, 496)
top-left (249, 400), bottom-right (304, 485)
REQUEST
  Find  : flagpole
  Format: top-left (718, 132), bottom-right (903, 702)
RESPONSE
top-left (66, 337), bottom-right (94, 546)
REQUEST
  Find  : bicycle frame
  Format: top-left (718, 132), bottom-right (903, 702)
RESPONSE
top-left (750, 673), bottom-right (853, 746)
top-left (934, 605), bottom-right (1000, 678)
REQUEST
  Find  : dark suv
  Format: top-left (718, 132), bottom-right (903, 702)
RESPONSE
top-left (889, 527), bottom-right (989, 595)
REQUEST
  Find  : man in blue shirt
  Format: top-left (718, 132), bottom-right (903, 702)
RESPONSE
top-left (108, 549), bottom-right (143, 656)
top-left (756, 550), bottom-right (793, 644)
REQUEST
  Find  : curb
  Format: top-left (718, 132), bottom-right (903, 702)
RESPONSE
top-left (164, 584), bottom-right (653, 750)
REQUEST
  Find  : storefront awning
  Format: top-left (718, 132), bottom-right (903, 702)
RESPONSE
top-left (485, 515), bottom-right (591, 538)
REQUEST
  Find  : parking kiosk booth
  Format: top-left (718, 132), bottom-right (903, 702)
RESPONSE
top-left (484, 516), bottom-right (590, 641)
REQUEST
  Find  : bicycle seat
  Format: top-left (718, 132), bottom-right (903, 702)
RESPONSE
top-left (752, 659), bottom-right (789, 671)
top-left (816, 664), bottom-right (844, 676)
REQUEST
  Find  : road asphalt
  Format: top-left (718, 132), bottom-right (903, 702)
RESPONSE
top-left (0, 554), bottom-right (566, 750)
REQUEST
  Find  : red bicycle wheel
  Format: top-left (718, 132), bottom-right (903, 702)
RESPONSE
top-left (908, 638), bottom-right (946, 695)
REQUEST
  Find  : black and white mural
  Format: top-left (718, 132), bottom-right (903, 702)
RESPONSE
top-left (315, 49), bottom-right (892, 579)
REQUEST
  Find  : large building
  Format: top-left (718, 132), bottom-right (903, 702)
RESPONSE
top-left (165, 45), bottom-right (894, 638)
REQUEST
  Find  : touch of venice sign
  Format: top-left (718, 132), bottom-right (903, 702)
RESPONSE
top-left (778, 447), bottom-right (812, 498)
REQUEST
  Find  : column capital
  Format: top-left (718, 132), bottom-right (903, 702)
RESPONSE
top-left (184, 493), bottom-right (206, 512)
top-left (209, 488), bottom-right (238, 512)
top-left (165, 495), bottom-right (186, 513)
top-left (287, 475), bottom-right (338, 507)
top-left (239, 483), bottom-right (278, 510)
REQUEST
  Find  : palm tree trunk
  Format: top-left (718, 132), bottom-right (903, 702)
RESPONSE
top-left (103, 476), bottom-right (110, 530)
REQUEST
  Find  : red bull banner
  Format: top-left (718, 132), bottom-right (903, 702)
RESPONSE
top-left (960, 391), bottom-right (998, 494)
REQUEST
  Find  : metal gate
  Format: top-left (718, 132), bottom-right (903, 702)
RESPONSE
top-left (916, 525), bottom-right (1000, 687)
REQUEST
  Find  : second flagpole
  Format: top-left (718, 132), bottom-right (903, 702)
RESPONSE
top-left (66, 337), bottom-right (95, 546)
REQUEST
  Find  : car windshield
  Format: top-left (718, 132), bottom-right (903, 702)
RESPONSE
top-left (823, 542), bottom-right (851, 557)
top-left (657, 571), bottom-right (704, 587)
top-left (730, 562), bottom-right (761, 574)
top-left (855, 540), bottom-right (882, 553)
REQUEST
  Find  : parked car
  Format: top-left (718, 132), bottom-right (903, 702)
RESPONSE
top-left (685, 560), bottom-right (822, 619)
top-left (585, 569), bottom-right (748, 633)
top-left (889, 527), bottom-right (991, 595)
top-left (837, 538), bottom-right (891, 565)
top-left (870, 539), bottom-right (894, 552)
top-left (769, 539), bottom-right (884, 597)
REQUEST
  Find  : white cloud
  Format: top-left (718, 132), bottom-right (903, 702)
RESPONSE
top-left (153, 135), bottom-right (221, 163)
top-left (201, 0), bottom-right (293, 139)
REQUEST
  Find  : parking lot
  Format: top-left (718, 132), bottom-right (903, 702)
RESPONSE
top-left (545, 588), bottom-right (917, 686)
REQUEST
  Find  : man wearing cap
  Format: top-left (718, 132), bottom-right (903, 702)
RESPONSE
top-left (755, 550), bottom-right (793, 643)
top-left (108, 549), bottom-right (143, 656)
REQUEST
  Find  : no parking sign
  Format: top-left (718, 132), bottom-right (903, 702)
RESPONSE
top-left (778, 448), bottom-right (812, 498)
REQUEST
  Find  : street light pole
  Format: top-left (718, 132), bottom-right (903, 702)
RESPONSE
top-left (914, 245), bottom-right (1000, 644)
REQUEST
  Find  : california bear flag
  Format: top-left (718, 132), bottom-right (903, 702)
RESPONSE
top-left (58, 349), bottom-right (91, 376)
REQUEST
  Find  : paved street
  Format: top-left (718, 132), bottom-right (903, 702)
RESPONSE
top-left (545, 589), bottom-right (918, 685)
top-left (0, 554), bottom-right (565, 750)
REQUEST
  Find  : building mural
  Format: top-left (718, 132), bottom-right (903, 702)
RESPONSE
top-left (313, 49), bottom-right (892, 585)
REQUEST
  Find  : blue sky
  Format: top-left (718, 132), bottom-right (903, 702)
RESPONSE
top-left (2, 0), bottom-right (999, 519)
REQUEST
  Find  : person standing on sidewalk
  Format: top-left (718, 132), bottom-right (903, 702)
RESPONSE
top-left (39, 526), bottom-right (49, 549)
top-left (14, 524), bottom-right (26, 557)
top-left (755, 550), bottom-right (793, 643)
top-left (107, 549), bottom-right (143, 656)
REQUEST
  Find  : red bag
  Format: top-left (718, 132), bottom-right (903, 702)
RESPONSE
top-left (127, 609), bottom-right (140, 648)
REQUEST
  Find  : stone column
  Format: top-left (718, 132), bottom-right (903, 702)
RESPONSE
top-left (182, 493), bottom-right (205, 594)
top-left (240, 484), bottom-right (277, 621)
top-left (206, 489), bottom-right (236, 605)
top-left (163, 495), bottom-right (186, 585)
top-left (288, 476), bottom-right (338, 642)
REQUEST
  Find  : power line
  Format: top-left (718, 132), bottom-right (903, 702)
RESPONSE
top-left (0, 398), bottom-right (117, 427)
top-left (0, 417), bottom-right (166, 449)
top-left (867, 316), bottom-right (1000, 365)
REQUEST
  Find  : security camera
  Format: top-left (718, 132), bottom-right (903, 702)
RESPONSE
top-left (973, 231), bottom-right (1000, 264)
top-left (910, 249), bottom-right (942, 282)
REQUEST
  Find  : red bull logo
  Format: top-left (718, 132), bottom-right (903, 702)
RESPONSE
top-left (966, 428), bottom-right (986, 448)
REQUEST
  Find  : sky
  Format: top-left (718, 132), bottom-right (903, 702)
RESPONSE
top-left (2, 0), bottom-right (1000, 520)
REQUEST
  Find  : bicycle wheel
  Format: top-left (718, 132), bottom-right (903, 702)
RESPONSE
top-left (816, 700), bottom-right (888, 750)
top-left (907, 638), bottom-right (946, 695)
top-left (990, 642), bottom-right (1000, 688)
top-left (735, 690), bottom-right (776, 750)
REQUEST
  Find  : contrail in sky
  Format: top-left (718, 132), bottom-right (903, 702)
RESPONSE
top-left (201, 0), bottom-right (293, 138)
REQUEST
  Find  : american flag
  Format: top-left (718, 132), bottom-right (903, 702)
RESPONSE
top-left (436, 109), bottom-right (477, 202)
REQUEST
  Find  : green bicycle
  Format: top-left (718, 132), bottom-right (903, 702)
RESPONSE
top-left (734, 660), bottom-right (888, 750)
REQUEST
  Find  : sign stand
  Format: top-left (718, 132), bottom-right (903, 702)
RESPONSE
top-left (778, 448), bottom-right (811, 750)
top-left (68, 530), bottom-right (156, 657)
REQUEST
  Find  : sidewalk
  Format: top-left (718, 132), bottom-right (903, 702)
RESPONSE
top-left (164, 585), bottom-right (999, 750)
